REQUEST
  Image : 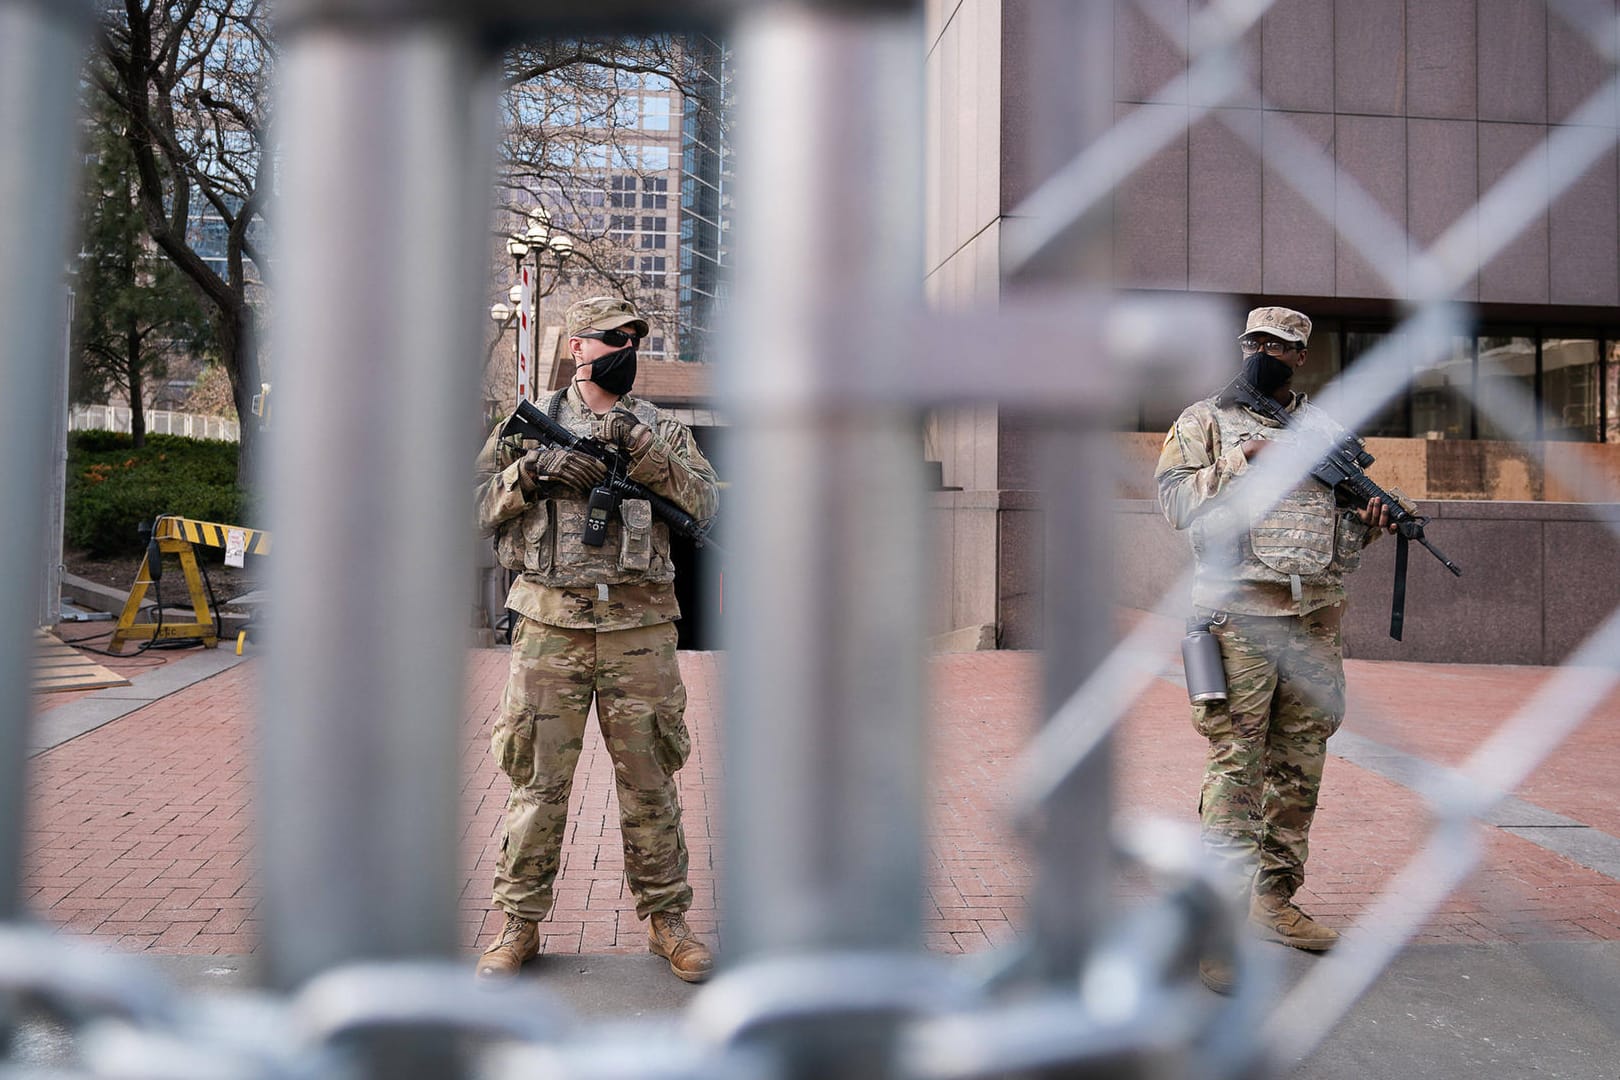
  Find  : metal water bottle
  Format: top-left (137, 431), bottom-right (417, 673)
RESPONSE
top-left (1182, 618), bottom-right (1228, 704)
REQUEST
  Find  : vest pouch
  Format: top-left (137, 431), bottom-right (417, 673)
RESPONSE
top-left (1249, 488), bottom-right (1336, 576)
top-left (618, 498), bottom-right (654, 572)
top-left (1333, 511), bottom-right (1364, 573)
top-left (493, 501), bottom-right (552, 574)
top-left (518, 502), bottom-right (551, 573)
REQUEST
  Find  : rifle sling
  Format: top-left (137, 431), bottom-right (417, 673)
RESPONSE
top-left (1389, 530), bottom-right (1409, 641)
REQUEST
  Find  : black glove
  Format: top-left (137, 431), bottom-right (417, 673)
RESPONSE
top-left (594, 408), bottom-right (653, 458)
top-left (521, 447), bottom-right (607, 493)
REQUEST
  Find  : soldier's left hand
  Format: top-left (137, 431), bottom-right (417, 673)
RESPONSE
top-left (595, 409), bottom-right (653, 457)
top-left (1357, 497), bottom-right (1397, 533)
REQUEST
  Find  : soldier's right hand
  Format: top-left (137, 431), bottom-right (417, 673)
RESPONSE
top-left (521, 447), bottom-right (607, 493)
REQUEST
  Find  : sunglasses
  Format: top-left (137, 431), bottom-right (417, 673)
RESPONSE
top-left (1240, 337), bottom-right (1303, 356)
top-left (579, 327), bottom-right (640, 348)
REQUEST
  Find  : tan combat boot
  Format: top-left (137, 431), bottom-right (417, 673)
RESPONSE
top-left (1250, 893), bottom-right (1339, 952)
top-left (647, 911), bottom-right (713, 983)
top-left (476, 912), bottom-right (539, 979)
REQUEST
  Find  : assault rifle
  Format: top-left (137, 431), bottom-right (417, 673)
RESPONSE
top-left (501, 397), bottom-right (724, 554)
top-left (1227, 377), bottom-right (1461, 640)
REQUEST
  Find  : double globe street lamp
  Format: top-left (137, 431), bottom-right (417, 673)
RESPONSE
top-left (489, 208), bottom-right (577, 405)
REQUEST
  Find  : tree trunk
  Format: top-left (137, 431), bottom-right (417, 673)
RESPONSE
top-left (218, 304), bottom-right (262, 483)
top-left (127, 317), bottom-right (146, 449)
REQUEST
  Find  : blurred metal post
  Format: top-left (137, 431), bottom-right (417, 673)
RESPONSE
top-left (1005, 1), bottom-right (1120, 982)
top-left (261, 6), bottom-right (498, 1019)
top-left (0, 0), bottom-right (90, 920)
top-left (42, 285), bottom-right (72, 629)
top-left (721, 0), bottom-right (926, 979)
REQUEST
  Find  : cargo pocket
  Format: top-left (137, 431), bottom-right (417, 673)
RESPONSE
top-left (521, 503), bottom-right (551, 573)
top-left (618, 498), bottom-right (653, 572)
top-left (494, 523), bottom-right (525, 573)
top-left (491, 711), bottom-right (538, 785)
top-left (1191, 701), bottom-right (1231, 740)
top-left (1332, 513), bottom-right (1363, 572)
top-left (651, 691), bottom-right (691, 775)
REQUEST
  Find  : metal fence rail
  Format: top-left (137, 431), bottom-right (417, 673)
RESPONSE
top-left (4, 0), bottom-right (1619, 1078)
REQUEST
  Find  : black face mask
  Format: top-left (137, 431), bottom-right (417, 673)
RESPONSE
top-left (1241, 351), bottom-right (1294, 397)
top-left (583, 344), bottom-right (637, 396)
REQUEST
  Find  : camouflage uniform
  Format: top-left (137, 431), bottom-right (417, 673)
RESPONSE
top-left (475, 375), bottom-right (718, 923)
top-left (1156, 370), bottom-right (1379, 905)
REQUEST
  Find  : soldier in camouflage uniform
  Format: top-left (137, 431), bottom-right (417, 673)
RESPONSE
top-left (1155, 306), bottom-right (1396, 994)
top-left (473, 296), bottom-right (719, 983)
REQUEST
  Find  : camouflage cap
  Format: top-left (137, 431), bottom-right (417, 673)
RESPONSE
top-left (1240, 306), bottom-right (1312, 345)
top-left (565, 295), bottom-right (650, 339)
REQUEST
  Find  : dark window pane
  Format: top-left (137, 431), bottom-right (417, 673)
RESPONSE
top-left (1542, 338), bottom-right (1600, 442)
top-left (1477, 335), bottom-right (1536, 441)
top-left (1290, 321), bottom-right (1342, 405)
top-left (1411, 337), bottom-right (1473, 440)
top-left (1343, 330), bottom-right (1408, 437)
top-left (1608, 342), bottom-right (1620, 444)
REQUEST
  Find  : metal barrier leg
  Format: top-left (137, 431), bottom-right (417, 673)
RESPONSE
top-left (259, 17), bottom-right (498, 1015)
top-left (0, 0), bottom-right (90, 922)
top-left (723, 0), bottom-right (926, 965)
top-left (1003, 1), bottom-right (1119, 985)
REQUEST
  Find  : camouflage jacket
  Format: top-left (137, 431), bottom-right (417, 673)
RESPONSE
top-left (475, 385), bottom-right (719, 631)
top-left (1154, 393), bottom-right (1379, 617)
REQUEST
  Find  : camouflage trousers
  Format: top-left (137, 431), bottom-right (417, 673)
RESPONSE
top-left (491, 617), bottom-right (693, 921)
top-left (1191, 603), bottom-right (1345, 903)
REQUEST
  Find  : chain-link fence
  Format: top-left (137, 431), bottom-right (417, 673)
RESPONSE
top-left (4, 1), bottom-right (1618, 1077)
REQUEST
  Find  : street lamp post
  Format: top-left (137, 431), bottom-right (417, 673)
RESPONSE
top-left (492, 208), bottom-right (575, 411)
top-left (505, 234), bottom-right (532, 402)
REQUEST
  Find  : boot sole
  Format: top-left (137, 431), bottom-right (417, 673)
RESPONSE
top-left (476, 945), bottom-right (539, 978)
top-left (1253, 925), bottom-right (1338, 952)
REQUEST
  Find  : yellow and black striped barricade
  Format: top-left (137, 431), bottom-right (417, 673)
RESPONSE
top-left (108, 515), bottom-right (271, 653)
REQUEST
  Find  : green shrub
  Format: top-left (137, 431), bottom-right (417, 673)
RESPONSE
top-left (65, 431), bottom-right (254, 556)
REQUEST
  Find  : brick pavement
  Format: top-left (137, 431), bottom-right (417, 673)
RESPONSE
top-left (23, 637), bottom-right (1620, 956)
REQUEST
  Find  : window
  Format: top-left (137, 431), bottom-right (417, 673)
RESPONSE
top-left (640, 96), bottom-right (671, 131)
top-left (1542, 339), bottom-right (1600, 441)
top-left (1477, 335), bottom-right (1537, 441)
top-left (1344, 330), bottom-right (1409, 437)
top-left (1290, 321), bottom-right (1343, 403)
top-left (1133, 319), bottom-right (1617, 443)
top-left (639, 256), bottom-right (667, 291)
top-left (1411, 337), bottom-right (1474, 440)
top-left (1608, 343), bottom-right (1620, 445)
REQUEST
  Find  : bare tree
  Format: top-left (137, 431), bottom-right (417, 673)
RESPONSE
top-left (90, 6), bottom-right (708, 469)
top-left (495, 37), bottom-right (700, 332)
top-left (92, 1), bottom-right (271, 475)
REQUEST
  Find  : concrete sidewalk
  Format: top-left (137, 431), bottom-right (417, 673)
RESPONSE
top-left (18, 636), bottom-right (1620, 1076)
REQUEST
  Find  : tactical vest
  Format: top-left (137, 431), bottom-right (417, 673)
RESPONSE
top-left (1188, 398), bottom-right (1363, 596)
top-left (493, 391), bottom-right (675, 587)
